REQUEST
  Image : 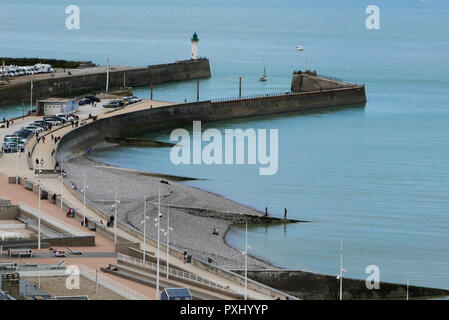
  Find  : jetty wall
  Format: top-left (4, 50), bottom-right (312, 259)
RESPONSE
top-left (0, 59), bottom-right (211, 106)
top-left (55, 84), bottom-right (366, 160)
top-left (232, 269), bottom-right (449, 300)
top-left (291, 72), bottom-right (357, 92)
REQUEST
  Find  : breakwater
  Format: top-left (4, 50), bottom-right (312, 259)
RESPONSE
top-left (233, 269), bottom-right (449, 300)
top-left (0, 58), bottom-right (211, 106)
top-left (55, 82), bottom-right (366, 159)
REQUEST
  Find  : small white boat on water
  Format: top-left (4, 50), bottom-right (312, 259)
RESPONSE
top-left (259, 65), bottom-right (267, 81)
top-left (296, 45), bottom-right (304, 51)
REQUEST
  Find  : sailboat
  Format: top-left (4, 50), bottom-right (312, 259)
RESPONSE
top-left (259, 65), bottom-right (267, 82)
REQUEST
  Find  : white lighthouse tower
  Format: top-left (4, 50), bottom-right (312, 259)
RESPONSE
top-left (191, 32), bottom-right (199, 60)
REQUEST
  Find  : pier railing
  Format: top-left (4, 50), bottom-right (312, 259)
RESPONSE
top-left (117, 253), bottom-right (234, 294)
top-left (211, 85), bottom-right (363, 104)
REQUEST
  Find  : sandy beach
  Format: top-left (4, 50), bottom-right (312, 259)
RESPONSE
top-left (64, 156), bottom-right (278, 270)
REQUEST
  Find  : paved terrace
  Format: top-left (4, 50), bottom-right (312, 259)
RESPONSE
top-left (0, 99), bottom-right (276, 300)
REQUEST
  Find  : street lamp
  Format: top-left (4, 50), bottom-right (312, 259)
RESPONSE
top-left (58, 153), bottom-right (64, 212)
top-left (164, 203), bottom-right (173, 280)
top-left (153, 187), bottom-right (162, 300)
top-left (35, 170), bottom-right (42, 249)
top-left (242, 220), bottom-right (252, 300)
top-left (81, 168), bottom-right (88, 226)
top-left (111, 185), bottom-right (120, 244)
top-left (141, 196), bottom-right (151, 263)
top-left (15, 136), bottom-right (19, 184)
top-left (336, 240), bottom-right (347, 300)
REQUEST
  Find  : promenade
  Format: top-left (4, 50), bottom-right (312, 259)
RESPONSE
top-left (0, 98), bottom-right (277, 300)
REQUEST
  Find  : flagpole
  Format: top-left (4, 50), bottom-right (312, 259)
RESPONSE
top-left (106, 58), bottom-right (109, 93)
top-left (244, 220), bottom-right (248, 300)
top-left (30, 80), bottom-right (33, 114)
top-left (156, 187), bottom-right (161, 300)
top-left (143, 195), bottom-right (146, 263)
top-left (60, 153), bottom-right (64, 212)
top-left (339, 241), bottom-right (343, 300)
top-left (166, 203), bottom-right (170, 280)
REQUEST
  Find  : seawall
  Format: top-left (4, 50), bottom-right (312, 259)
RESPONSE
top-left (233, 269), bottom-right (449, 300)
top-left (55, 85), bottom-right (366, 159)
top-left (0, 58), bottom-right (211, 106)
top-left (291, 72), bottom-right (359, 92)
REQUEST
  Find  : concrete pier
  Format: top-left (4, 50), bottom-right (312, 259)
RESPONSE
top-left (0, 58), bottom-right (211, 106)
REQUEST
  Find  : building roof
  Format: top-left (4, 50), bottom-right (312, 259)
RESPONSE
top-left (38, 97), bottom-right (73, 103)
top-left (162, 287), bottom-right (192, 298)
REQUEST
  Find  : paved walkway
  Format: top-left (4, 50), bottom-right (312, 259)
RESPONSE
top-left (0, 99), bottom-right (276, 300)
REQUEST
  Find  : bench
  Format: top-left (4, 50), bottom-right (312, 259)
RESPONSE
top-left (66, 247), bottom-right (82, 255)
top-left (8, 248), bottom-right (33, 257)
top-left (0, 262), bottom-right (18, 270)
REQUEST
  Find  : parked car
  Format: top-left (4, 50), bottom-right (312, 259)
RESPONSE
top-left (43, 117), bottom-right (62, 125)
top-left (78, 98), bottom-right (91, 106)
top-left (33, 121), bottom-right (50, 129)
top-left (85, 95), bottom-right (101, 103)
top-left (103, 100), bottom-right (124, 108)
top-left (24, 125), bottom-right (44, 133)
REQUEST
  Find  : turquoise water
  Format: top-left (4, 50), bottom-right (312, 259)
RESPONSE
top-left (1, 0), bottom-right (449, 291)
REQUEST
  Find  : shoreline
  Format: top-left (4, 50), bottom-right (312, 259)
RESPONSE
top-left (64, 155), bottom-right (286, 270)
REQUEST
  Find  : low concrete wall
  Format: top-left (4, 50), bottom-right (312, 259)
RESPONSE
top-left (233, 269), bottom-right (449, 300)
top-left (0, 59), bottom-right (211, 106)
top-left (0, 205), bottom-right (19, 220)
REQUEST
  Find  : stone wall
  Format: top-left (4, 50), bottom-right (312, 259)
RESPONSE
top-left (233, 269), bottom-right (449, 300)
top-left (291, 73), bottom-right (357, 92)
top-left (0, 59), bottom-right (211, 106)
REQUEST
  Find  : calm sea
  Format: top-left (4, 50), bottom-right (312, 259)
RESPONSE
top-left (1, 0), bottom-right (448, 291)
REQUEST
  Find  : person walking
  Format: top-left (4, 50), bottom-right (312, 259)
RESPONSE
top-left (40, 158), bottom-right (44, 167)
top-left (35, 158), bottom-right (39, 166)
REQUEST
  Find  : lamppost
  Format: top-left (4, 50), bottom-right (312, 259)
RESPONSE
top-left (111, 185), bottom-right (120, 244)
top-left (336, 241), bottom-right (347, 300)
top-left (141, 196), bottom-right (150, 263)
top-left (59, 153), bottom-right (64, 212)
top-left (154, 187), bottom-right (162, 300)
top-left (406, 278), bottom-right (410, 300)
top-left (242, 220), bottom-right (252, 300)
top-left (35, 170), bottom-right (42, 249)
top-left (82, 168), bottom-right (88, 226)
top-left (15, 136), bottom-right (19, 184)
top-left (165, 203), bottom-right (173, 280)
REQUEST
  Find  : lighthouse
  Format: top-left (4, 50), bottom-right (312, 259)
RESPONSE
top-left (191, 32), bottom-right (199, 60)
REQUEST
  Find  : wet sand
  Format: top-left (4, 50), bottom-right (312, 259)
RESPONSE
top-left (64, 156), bottom-right (278, 270)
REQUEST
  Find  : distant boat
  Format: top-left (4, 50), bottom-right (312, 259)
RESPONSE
top-left (259, 65), bottom-right (267, 82)
top-left (296, 45), bottom-right (304, 51)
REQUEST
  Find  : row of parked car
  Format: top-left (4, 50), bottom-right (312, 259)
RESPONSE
top-left (2, 113), bottom-right (79, 153)
top-left (103, 96), bottom-right (141, 108)
top-left (0, 64), bottom-right (54, 79)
